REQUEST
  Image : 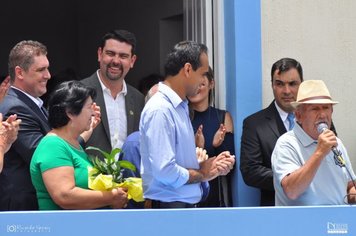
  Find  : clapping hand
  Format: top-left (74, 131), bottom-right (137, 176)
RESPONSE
top-left (90, 102), bottom-right (101, 130)
top-left (196, 147), bottom-right (208, 164)
top-left (199, 151), bottom-right (235, 181)
top-left (0, 113), bottom-right (21, 153)
top-left (215, 151), bottom-right (235, 176)
top-left (80, 103), bottom-right (101, 143)
top-left (212, 124), bottom-right (226, 148)
top-left (195, 124), bottom-right (205, 148)
top-left (0, 76), bottom-right (10, 103)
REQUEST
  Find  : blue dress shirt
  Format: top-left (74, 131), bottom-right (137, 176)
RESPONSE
top-left (121, 131), bottom-right (141, 177)
top-left (140, 83), bottom-right (202, 204)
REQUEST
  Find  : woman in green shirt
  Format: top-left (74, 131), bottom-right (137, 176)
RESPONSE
top-left (30, 81), bottom-right (128, 210)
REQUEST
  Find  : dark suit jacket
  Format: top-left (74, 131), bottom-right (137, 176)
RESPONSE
top-left (240, 101), bottom-right (286, 206)
top-left (0, 88), bottom-right (51, 210)
top-left (81, 72), bottom-right (144, 153)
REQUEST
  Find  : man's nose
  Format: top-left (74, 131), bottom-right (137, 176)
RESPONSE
top-left (283, 84), bottom-right (291, 94)
top-left (112, 55), bottom-right (122, 64)
top-left (44, 69), bottom-right (51, 80)
top-left (318, 111), bottom-right (328, 119)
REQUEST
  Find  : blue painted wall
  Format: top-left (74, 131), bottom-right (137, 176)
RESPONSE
top-left (224, 0), bottom-right (262, 206)
top-left (1, 206), bottom-right (355, 235)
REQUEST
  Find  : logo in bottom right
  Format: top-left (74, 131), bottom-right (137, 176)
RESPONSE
top-left (327, 222), bottom-right (348, 234)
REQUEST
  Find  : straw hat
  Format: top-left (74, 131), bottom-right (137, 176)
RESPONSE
top-left (291, 80), bottom-right (338, 108)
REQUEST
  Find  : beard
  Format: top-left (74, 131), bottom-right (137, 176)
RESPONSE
top-left (105, 63), bottom-right (124, 81)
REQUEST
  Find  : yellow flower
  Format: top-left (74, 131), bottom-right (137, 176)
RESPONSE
top-left (118, 178), bottom-right (144, 202)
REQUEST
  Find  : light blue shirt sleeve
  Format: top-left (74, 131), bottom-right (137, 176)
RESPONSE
top-left (140, 83), bottom-right (201, 203)
top-left (142, 108), bottom-right (189, 189)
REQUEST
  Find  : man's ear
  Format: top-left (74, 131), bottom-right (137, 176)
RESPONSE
top-left (14, 66), bottom-right (24, 80)
top-left (66, 111), bottom-right (74, 121)
top-left (183, 63), bottom-right (192, 77)
top-left (97, 47), bottom-right (103, 63)
top-left (130, 54), bottom-right (137, 68)
top-left (294, 108), bottom-right (302, 123)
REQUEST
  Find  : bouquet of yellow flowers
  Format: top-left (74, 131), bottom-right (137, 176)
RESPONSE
top-left (86, 146), bottom-right (144, 202)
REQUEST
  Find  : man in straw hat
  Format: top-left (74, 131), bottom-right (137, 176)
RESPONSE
top-left (272, 80), bottom-right (356, 205)
top-left (240, 58), bottom-right (303, 206)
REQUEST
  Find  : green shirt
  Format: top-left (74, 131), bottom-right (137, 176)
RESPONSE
top-left (30, 135), bottom-right (92, 210)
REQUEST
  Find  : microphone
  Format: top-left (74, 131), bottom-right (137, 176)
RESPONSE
top-left (317, 122), bottom-right (345, 167)
top-left (317, 123), bottom-right (356, 205)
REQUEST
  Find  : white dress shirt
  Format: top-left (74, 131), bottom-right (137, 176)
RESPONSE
top-left (11, 86), bottom-right (44, 109)
top-left (97, 70), bottom-right (127, 149)
top-left (274, 101), bottom-right (293, 131)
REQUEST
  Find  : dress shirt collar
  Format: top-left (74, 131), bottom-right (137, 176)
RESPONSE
top-left (96, 69), bottom-right (127, 97)
top-left (274, 101), bottom-right (289, 122)
top-left (294, 122), bottom-right (316, 147)
top-left (11, 86), bottom-right (44, 108)
top-left (158, 82), bottom-right (188, 109)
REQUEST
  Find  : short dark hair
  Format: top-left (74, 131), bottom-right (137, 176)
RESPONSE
top-left (271, 58), bottom-right (303, 82)
top-left (138, 73), bottom-right (164, 96)
top-left (8, 40), bottom-right (47, 83)
top-left (164, 41), bottom-right (208, 77)
top-left (100, 29), bottom-right (137, 55)
top-left (48, 80), bottom-right (96, 128)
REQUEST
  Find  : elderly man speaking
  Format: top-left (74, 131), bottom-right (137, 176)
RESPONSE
top-left (272, 80), bottom-right (356, 206)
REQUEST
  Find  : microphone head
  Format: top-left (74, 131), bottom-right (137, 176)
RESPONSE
top-left (317, 122), bottom-right (328, 134)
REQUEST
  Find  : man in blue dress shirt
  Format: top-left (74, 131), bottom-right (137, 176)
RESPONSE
top-left (140, 41), bottom-right (235, 208)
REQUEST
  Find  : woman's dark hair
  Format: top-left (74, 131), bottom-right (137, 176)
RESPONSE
top-left (188, 66), bottom-right (215, 120)
top-left (48, 80), bottom-right (96, 128)
top-left (205, 66), bottom-right (214, 105)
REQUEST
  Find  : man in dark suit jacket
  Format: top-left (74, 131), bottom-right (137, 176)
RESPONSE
top-left (81, 30), bottom-right (144, 153)
top-left (0, 40), bottom-right (51, 210)
top-left (240, 58), bottom-right (303, 206)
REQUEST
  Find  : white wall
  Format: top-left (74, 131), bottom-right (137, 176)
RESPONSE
top-left (262, 0), bottom-right (356, 168)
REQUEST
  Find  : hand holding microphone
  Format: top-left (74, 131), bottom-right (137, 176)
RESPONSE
top-left (317, 122), bottom-right (345, 167)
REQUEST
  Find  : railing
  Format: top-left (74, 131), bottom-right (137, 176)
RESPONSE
top-left (1, 205), bottom-right (355, 235)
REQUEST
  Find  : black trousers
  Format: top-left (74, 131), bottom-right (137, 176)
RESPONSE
top-left (150, 200), bottom-right (197, 209)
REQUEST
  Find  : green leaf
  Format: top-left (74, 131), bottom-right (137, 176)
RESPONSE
top-left (118, 160), bottom-right (136, 172)
top-left (106, 166), bottom-right (112, 175)
top-left (88, 155), bottom-right (97, 165)
top-left (86, 146), bottom-right (138, 183)
top-left (113, 171), bottom-right (123, 183)
top-left (110, 148), bottom-right (122, 158)
top-left (110, 162), bottom-right (118, 171)
top-left (95, 157), bottom-right (106, 173)
top-left (86, 146), bottom-right (111, 160)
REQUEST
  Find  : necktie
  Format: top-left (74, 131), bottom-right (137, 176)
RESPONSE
top-left (287, 113), bottom-right (295, 130)
top-left (201, 181), bottom-right (210, 202)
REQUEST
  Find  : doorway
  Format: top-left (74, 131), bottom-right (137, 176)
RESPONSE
top-left (0, 0), bottom-right (184, 89)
